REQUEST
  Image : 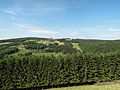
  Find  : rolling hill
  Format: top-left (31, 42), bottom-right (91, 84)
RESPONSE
top-left (1, 37), bottom-right (120, 89)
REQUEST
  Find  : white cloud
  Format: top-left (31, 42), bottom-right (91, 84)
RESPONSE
top-left (108, 28), bottom-right (120, 32)
top-left (12, 22), bottom-right (60, 35)
top-left (13, 23), bottom-right (38, 29)
top-left (12, 23), bottom-right (26, 27)
top-left (2, 9), bottom-right (17, 15)
top-left (98, 33), bottom-right (120, 40)
top-left (29, 30), bottom-right (59, 35)
top-left (0, 37), bottom-right (6, 40)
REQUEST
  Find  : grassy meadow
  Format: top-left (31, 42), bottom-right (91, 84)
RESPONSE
top-left (46, 83), bottom-right (120, 90)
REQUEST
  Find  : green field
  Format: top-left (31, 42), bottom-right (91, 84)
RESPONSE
top-left (46, 83), bottom-right (120, 90)
top-left (12, 44), bottom-right (29, 56)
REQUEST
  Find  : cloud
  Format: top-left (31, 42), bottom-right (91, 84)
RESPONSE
top-left (0, 37), bottom-right (7, 40)
top-left (29, 30), bottom-right (59, 35)
top-left (12, 23), bottom-right (36, 29)
top-left (12, 22), bottom-right (60, 35)
top-left (12, 23), bottom-right (26, 27)
top-left (108, 28), bottom-right (120, 32)
top-left (98, 33), bottom-right (120, 40)
top-left (2, 9), bottom-right (17, 15)
top-left (6, 0), bottom-right (66, 16)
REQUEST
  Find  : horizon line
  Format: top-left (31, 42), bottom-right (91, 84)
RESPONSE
top-left (0, 36), bottom-right (120, 41)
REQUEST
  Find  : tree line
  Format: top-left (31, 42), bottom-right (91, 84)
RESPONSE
top-left (24, 41), bottom-right (80, 54)
top-left (0, 46), bottom-right (18, 59)
top-left (1, 51), bottom-right (120, 89)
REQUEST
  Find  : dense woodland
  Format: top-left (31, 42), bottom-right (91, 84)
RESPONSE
top-left (1, 37), bottom-right (120, 89)
top-left (23, 40), bottom-right (79, 54)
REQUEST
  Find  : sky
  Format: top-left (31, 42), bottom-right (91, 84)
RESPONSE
top-left (0, 0), bottom-right (120, 40)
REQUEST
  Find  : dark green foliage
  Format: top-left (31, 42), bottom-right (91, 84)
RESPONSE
top-left (77, 40), bottom-right (120, 53)
top-left (1, 37), bottom-right (120, 89)
top-left (1, 52), bottom-right (120, 89)
top-left (47, 43), bottom-right (58, 48)
top-left (0, 47), bottom-right (18, 59)
top-left (0, 54), bottom-right (4, 59)
top-left (0, 46), bottom-right (8, 50)
top-left (24, 52), bottom-right (32, 56)
top-left (46, 43), bottom-right (78, 54)
top-left (23, 41), bottom-right (36, 45)
top-left (25, 43), bottom-right (47, 50)
top-left (58, 45), bottom-right (78, 54)
top-left (24, 41), bottom-right (79, 54)
top-left (57, 38), bottom-right (120, 54)
top-left (0, 37), bottom-right (50, 43)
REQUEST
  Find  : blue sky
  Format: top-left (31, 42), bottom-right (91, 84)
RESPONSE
top-left (0, 0), bottom-right (120, 40)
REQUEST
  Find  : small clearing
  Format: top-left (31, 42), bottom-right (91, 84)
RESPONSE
top-left (0, 42), bottom-right (10, 45)
top-left (38, 40), bottom-right (64, 45)
top-left (72, 43), bottom-right (82, 53)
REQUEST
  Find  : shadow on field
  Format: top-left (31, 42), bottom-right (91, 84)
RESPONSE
top-left (16, 82), bottom-right (96, 90)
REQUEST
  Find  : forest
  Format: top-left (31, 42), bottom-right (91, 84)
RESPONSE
top-left (1, 37), bottom-right (120, 89)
